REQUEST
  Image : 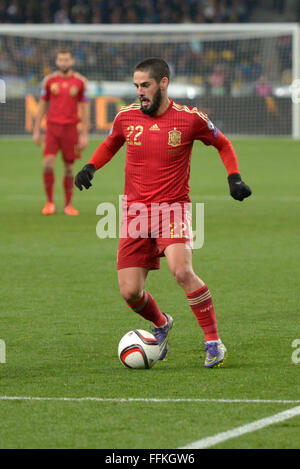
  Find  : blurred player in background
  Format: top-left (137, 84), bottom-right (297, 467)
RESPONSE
top-left (75, 58), bottom-right (252, 368)
top-left (33, 50), bottom-right (90, 216)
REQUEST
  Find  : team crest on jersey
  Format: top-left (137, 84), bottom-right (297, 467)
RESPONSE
top-left (168, 128), bottom-right (181, 147)
top-left (70, 86), bottom-right (79, 97)
top-left (50, 83), bottom-right (60, 95)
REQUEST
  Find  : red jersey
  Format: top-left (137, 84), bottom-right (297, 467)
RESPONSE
top-left (40, 71), bottom-right (89, 125)
top-left (104, 99), bottom-right (226, 205)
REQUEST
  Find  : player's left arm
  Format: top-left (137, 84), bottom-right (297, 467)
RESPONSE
top-left (78, 76), bottom-right (90, 150)
top-left (196, 115), bottom-right (252, 201)
top-left (78, 101), bottom-right (90, 150)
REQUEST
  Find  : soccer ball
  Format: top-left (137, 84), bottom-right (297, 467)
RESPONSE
top-left (118, 329), bottom-right (160, 369)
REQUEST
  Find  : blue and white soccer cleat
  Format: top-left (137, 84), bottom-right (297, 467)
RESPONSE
top-left (204, 341), bottom-right (227, 368)
top-left (152, 313), bottom-right (174, 360)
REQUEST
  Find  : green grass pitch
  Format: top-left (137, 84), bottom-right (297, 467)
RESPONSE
top-left (0, 137), bottom-right (300, 449)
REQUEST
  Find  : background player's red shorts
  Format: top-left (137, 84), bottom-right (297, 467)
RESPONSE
top-left (43, 122), bottom-right (82, 162)
top-left (117, 202), bottom-right (193, 270)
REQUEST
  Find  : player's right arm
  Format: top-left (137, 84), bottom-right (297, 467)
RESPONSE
top-left (75, 112), bottom-right (126, 191)
top-left (33, 76), bottom-right (50, 146)
top-left (33, 100), bottom-right (47, 146)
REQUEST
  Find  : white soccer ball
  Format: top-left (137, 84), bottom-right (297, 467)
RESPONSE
top-left (118, 329), bottom-right (160, 369)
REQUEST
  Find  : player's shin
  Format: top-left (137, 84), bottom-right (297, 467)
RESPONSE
top-left (63, 175), bottom-right (74, 206)
top-left (43, 170), bottom-right (55, 203)
top-left (125, 290), bottom-right (166, 327)
top-left (186, 284), bottom-right (219, 342)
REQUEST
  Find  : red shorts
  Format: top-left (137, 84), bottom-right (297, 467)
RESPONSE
top-left (117, 202), bottom-right (193, 270)
top-left (43, 122), bottom-right (81, 162)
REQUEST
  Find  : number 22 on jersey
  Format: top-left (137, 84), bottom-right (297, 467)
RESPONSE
top-left (127, 125), bottom-right (143, 145)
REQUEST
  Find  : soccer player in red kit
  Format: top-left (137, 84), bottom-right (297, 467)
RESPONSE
top-left (33, 50), bottom-right (90, 216)
top-left (75, 58), bottom-right (251, 368)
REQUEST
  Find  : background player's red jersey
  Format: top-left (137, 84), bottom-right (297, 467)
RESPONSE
top-left (40, 71), bottom-right (89, 125)
top-left (104, 99), bottom-right (230, 205)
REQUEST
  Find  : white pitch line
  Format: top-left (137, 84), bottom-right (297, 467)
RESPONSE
top-left (0, 396), bottom-right (300, 404)
top-left (180, 405), bottom-right (300, 449)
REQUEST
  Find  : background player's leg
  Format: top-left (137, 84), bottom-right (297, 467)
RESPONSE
top-left (63, 161), bottom-right (78, 215)
top-left (118, 267), bottom-right (166, 327)
top-left (42, 155), bottom-right (56, 215)
top-left (164, 243), bottom-right (219, 342)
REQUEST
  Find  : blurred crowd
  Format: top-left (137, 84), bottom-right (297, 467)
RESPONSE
top-left (0, 0), bottom-right (257, 24)
top-left (0, 0), bottom-right (295, 99)
top-left (0, 31), bottom-right (292, 99)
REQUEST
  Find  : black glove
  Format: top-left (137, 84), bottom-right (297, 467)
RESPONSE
top-left (228, 173), bottom-right (252, 201)
top-left (75, 164), bottom-right (96, 191)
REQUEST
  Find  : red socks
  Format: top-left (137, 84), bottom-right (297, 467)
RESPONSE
top-left (186, 285), bottom-right (219, 342)
top-left (63, 176), bottom-right (74, 207)
top-left (126, 291), bottom-right (167, 328)
top-left (43, 171), bottom-right (55, 203)
top-left (43, 172), bottom-right (74, 207)
top-left (126, 284), bottom-right (219, 340)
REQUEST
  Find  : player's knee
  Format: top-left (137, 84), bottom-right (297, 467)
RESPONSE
top-left (119, 284), bottom-right (143, 304)
top-left (64, 164), bottom-right (74, 178)
top-left (43, 157), bottom-right (55, 172)
top-left (173, 267), bottom-right (194, 287)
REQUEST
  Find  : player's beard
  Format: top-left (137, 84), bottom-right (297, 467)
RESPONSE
top-left (140, 87), bottom-right (162, 116)
top-left (59, 66), bottom-right (72, 76)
